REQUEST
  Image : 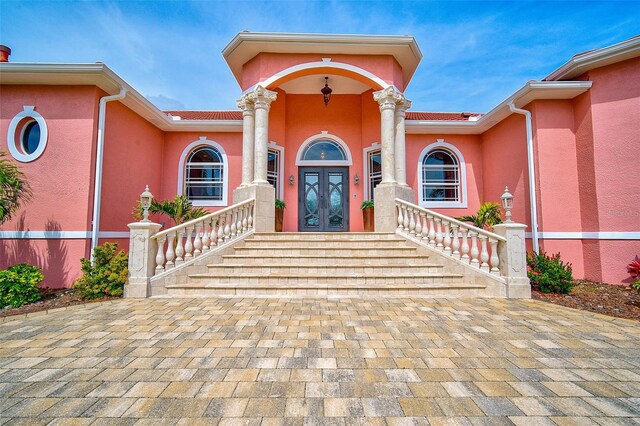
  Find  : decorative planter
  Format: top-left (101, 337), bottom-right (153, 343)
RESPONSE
top-left (275, 207), bottom-right (284, 232)
top-left (362, 207), bottom-right (374, 232)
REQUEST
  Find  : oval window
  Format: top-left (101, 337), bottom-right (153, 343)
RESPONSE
top-left (22, 121), bottom-right (41, 155)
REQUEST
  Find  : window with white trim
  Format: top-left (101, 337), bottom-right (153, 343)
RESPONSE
top-left (185, 146), bottom-right (224, 202)
top-left (421, 149), bottom-right (460, 202)
top-left (7, 106), bottom-right (48, 163)
top-left (267, 148), bottom-right (280, 199)
top-left (367, 148), bottom-right (381, 200)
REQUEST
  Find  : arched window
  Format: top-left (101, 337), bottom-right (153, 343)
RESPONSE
top-left (418, 140), bottom-right (467, 208)
top-left (178, 138), bottom-right (228, 206)
top-left (301, 140), bottom-right (347, 161)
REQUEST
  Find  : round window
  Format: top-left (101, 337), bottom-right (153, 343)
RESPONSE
top-left (7, 106), bottom-right (48, 162)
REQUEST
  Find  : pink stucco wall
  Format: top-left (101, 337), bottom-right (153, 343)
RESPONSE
top-left (0, 85), bottom-right (100, 287)
top-left (242, 53), bottom-right (404, 91)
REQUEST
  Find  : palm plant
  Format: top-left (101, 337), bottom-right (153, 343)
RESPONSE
top-left (133, 195), bottom-right (208, 227)
top-left (456, 202), bottom-right (503, 230)
top-left (0, 151), bottom-right (31, 224)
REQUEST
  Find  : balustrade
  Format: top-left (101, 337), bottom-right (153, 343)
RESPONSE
top-left (395, 199), bottom-right (505, 276)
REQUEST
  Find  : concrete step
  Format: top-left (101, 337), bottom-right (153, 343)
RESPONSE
top-left (221, 254), bottom-right (431, 266)
top-left (233, 246), bottom-right (419, 256)
top-left (241, 239), bottom-right (411, 248)
top-left (186, 273), bottom-right (464, 286)
top-left (205, 264), bottom-right (444, 275)
top-left (250, 232), bottom-right (399, 240)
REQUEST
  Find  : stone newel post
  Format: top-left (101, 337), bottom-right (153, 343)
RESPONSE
top-left (125, 221), bottom-right (161, 298)
top-left (493, 222), bottom-right (531, 298)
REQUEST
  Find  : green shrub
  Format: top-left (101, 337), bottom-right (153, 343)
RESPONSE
top-left (632, 280), bottom-right (640, 292)
top-left (360, 200), bottom-right (374, 210)
top-left (275, 199), bottom-right (287, 210)
top-left (0, 264), bottom-right (43, 308)
top-left (74, 242), bottom-right (128, 299)
top-left (527, 251), bottom-right (574, 294)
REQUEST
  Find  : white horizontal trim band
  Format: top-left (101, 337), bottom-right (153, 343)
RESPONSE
top-left (0, 231), bottom-right (130, 239)
top-left (525, 232), bottom-right (640, 240)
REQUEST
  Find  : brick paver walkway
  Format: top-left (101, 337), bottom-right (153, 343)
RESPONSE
top-left (0, 297), bottom-right (639, 425)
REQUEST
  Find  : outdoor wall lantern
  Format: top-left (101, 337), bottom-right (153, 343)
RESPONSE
top-left (501, 186), bottom-right (514, 223)
top-left (354, 174), bottom-right (360, 186)
top-left (140, 184), bottom-right (154, 222)
top-left (321, 77), bottom-right (332, 107)
top-left (289, 175), bottom-right (295, 185)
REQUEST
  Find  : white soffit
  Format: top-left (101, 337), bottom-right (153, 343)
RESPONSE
top-left (223, 32), bottom-right (423, 86)
top-left (545, 35), bottom-right (640, 81)
top-left (0, 63), bottom-right (243, 132)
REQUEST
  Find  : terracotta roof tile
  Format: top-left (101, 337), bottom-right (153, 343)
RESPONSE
top-left (164, 110), bottom-right (481, 122)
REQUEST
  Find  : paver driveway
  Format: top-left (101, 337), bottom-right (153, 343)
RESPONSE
top-left (0, 297), bottom-right (639, 425)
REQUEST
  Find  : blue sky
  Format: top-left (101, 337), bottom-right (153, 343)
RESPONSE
top-left (1, 1), bottom-right (639, 113)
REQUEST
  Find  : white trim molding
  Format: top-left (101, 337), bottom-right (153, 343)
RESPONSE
top-left (363, 142), bottom-right (381, 201)
top-left (417, 139), bottom-right (468, 208)
top-left (0, 231), bottom-right (130, 239)
top-left (7, 106), bottom-right (48, 163)
top-left (295, 131), bottom-right (353, 166)
top-left (526, 232), bottom-right (640, 240)
top-left (268, 141), bottom-right (285, 199)
top-left (177, 137), bottom-right (229, 207)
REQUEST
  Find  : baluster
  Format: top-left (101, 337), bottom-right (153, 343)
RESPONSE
top-left (175, 230), bottom-right (185, 265)
top-left (402, 204), bottom-right (410, 232)
top-left (224, 213), bottom-right (231, 240)
top-left (460, 228), bottom-right (470, 263)
top-left (218, 217), bottom-right (225, 244)
top-left (479, 235), bottom-right (490, 271)
top-left (193, 223), bottom-right (202, 256)
top-left (409, 208), bottom-right (416, 235)
top-left (397, 203), bottom-right (404, 229)
top-left (451, 224), bottom-right (460, 259)
top-left (248, 204), bottom-right (254, 229)
top-left (202, 219), bottom-right (211, 252)
top-left (469, 231), bottom-right (479, 267)
top-left (155, 236), bottom-right (166, 273)
top-left (242, 206), bottom-right (248, 232)
top-left (166, 233), bottom-right (176, 269)
top-left (236, 207), bottom-right (243, 234)
top-left (443, 220), bottom-right (452, 254)
top-left (184, 225), bottom-right (194, 259)
top-left (420, 212), bottom-right (428, 240)
top-left (489, 238), bottom-right (500, 275)
top-left (435, 218), bottom-right (443, 250)
top-left (415, 211), bottom-right (423, 236)
top-left (230, 209), bottom-right (237, 237)
top-left (427, 215), bottom-right (436, 247)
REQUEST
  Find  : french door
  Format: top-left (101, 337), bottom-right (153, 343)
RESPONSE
top-left (298, 167), bottom-right (349, 232)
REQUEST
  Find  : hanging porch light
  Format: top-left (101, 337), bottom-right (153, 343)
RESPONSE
top-left (321, 77), bottom-right (332, 107)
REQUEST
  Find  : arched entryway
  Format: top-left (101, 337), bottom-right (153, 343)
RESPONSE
top-left (296, 133), bottom-right (352, 232)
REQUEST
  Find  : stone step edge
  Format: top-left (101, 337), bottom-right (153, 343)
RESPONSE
top-left (188, 273), bottom-right (463, 279)
top-left (166, 283), bottom-right (485, 290)
top-left (207, 263), bottom-right (444, 269)
top-left (234, 246), bottom-right (418, 250)
top-left (222, 254), bottom-right (429, 259)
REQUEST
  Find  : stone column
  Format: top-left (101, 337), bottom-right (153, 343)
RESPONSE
top-left (237, 96), bottom-right (255, 187)
top-left (394, 98), bottom-right (411, 187)
top-left (373, 87), bottom-right (398, 186)
top-left (251, 86), bottom-right (277, 186)
top-left (125, 221), bottom-right (162, 298)
top-left (493, 222), bottom-right (531, 299)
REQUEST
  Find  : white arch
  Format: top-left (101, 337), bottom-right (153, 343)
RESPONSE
top-left (295, 131), bottom-right (353, 166)
top-left (417, 139), bottom-right (468, 208)
top-left (7, 106), bottom-right (48, 163)
top-left (177, 137), bottom-right (229, 206)
top-left (244, 60), bottom-right (392, 94)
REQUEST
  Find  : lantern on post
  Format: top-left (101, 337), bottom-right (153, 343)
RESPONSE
top-left (140, 185), bottom-right (153, 222)
top-left (501, 186), bottom-right (514, 223)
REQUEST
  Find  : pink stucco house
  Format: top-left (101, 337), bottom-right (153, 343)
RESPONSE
top-left (0, 33), bottom-right (638, 296)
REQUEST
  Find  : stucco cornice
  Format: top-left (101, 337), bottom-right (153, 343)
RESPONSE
top-left (406, 80), bottom-right (593, 135)
top-left (222, 31), bottom-right (422, 87)
top-left (0, 63), bottom-right (242, 132)
top-left (544, 35), bottom-right (640, 81)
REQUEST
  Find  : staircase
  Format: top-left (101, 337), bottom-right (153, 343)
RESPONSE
top-left (161, 232), bottom-right (498, 298)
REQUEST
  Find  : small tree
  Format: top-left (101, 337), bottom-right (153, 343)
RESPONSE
top-left (0, 151), bottom-right (31, 224)
top-left (133, 195), bottom-right (207, 227)
top-left (456, 202), bottom-right (503, 230)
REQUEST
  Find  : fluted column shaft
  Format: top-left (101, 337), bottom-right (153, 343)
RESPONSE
top-left (249, 87), bottom-right (277, 186)
top-left (373, 88), bottom-right (397, 185)
top-left (237, 97), bottom-right (255, 187)
top-left (394, 99), bottom-right (411, 187)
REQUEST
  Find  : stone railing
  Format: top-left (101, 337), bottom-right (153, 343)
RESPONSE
top-left (394, 199), bottom-right (530, 297)
top-left (395, 199), bottom-right (504, 274)
top-left (125, 199), bottom-right (255, 297)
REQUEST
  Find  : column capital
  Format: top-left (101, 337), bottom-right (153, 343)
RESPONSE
top-left (395, 99), bottom-right (412, 117)
top-left (373, 86), bottom-right (405, 112)
top-left (247, 86), bottom-right (278, 110)
top-left (236, 96), bottom-right (255, 116)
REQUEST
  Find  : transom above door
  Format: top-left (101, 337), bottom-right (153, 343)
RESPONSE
top-left (298, 167), bottom-right (349, 232)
